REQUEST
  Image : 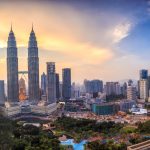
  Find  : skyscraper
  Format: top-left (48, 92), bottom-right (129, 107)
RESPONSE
top-left (47, 62), bottom-right (56, 103)
top-left (122, 82), bottom-right (127, 97)
top-left (91, 80), bottom-right (103, 93)
top-left (62, 68), bottom-right (71, 101)
top-left (7, 26), bottom-right (19, 102)
top-left (84, 79), bottom-right (92, 93)
top-left (0, 80), bottom-right (5, 104)
top-left (56, 73), bottom-right (60, 100)
top-left (104, 82), bottom-right (121, 96)
top-left (28, 26), bottom-right (39, 102)
top-left (127, 85), bottom-right (137, 100)
top-left (140, 69), bottom-right (148, 79)
top-left (139, 79), bottom-right (148, 100)
top-left (84, 79), bottom-right (103, 94)
top-left (41, 72), bottom-right (47, 95)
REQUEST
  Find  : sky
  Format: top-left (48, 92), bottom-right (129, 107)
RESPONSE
top-left (0, 0), bottom-right (150, 83)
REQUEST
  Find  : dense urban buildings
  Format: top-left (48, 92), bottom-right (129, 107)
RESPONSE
top-left (7, 26), bottom-right (19, 102)
top-left (62, 68), bottom-right (71, 101)
top-left (47, 62), bottom-right (56, 103)
top-left (104, 82), bottom-right (121, 96)
top-left (41, 72), bottom-right (47, 96)
top-left (0, 80), bottom-right (5, 104)
top-left (28, 26), bottom-right (39, 102)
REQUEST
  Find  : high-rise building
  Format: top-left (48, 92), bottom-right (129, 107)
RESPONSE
top-left (19, 77), bottom-right (27, 101)
top-left (140, 69), bottom-right (148, 79)
top-left (59, 82), bottom-right (63, 99)
top-left (62, 68), bottom-right (71, 101)
top-left (71, 83), bottom-right (81, 98)
top-left (71, 82), bottom-right (76, 98)
top-left (0, 80), bottom-right (5, 104)
top-left (28, 26), bottom-right (39, 102)
top-left (41, 72), bottom-right (47, 95)
top-left (104, 82), bottom-right (121, 96)
top-left (128, 79), bottom-right (133, 86)
top-left (84, 79), bottom-right (103, 94)
top-left (122, 82), bottom-right (127, 97)
top-left (47, 62), bottom-right (56, 103)
top-left (91, 80), bottom-right (103, 93)
top-left (84, 79), bottom-right (92, 93)
top-left (56, 73), bottom-right (60, 100)
top-left (7, 26), bottom-right (19, 102)
top-left (139, 79), bottom-right (148, 100)
top-left (127, 85), bottom-right (137, 100)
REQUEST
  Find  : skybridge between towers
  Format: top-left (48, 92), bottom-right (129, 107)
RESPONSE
top-left (18, 71), bottom-right (28, 81)
top-left (18, 71), bottom-right (28, 74)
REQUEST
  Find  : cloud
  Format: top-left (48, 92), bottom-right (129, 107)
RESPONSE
top-left (0, 1), bottom-right (139, 82)
top-left (113, 21), bottom-right (132, 43)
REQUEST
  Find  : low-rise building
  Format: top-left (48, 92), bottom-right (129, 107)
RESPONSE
top-left (92, 102), bottom-right (120, 115)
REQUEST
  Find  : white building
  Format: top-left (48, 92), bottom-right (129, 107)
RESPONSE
top-left (139, 79), bottom-right (148, 100)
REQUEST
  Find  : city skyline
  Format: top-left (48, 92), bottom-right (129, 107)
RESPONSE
top-left (1, 0), bottom-right (150, 83)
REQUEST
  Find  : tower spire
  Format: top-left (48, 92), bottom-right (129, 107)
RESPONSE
top-left (32, 23), bottom-right (34, 32)
top-left (10, 22), bottom-right (13, 32)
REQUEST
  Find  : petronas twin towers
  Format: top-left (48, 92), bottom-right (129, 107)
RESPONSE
top-left (7, 26), bottom-right (39, 103)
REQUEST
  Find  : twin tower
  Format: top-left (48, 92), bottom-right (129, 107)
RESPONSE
top-left (7, 26), bottom-right (39, 103)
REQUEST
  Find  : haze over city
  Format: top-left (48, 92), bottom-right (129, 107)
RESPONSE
top-left (0, 0), bottom-right (150, 83)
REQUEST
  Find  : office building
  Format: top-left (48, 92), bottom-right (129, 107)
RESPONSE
top-left (0, 80), bottom-right (5, 104)
top-left (127, 85), bottom-right (137, 100)
top-left (84, 79), bottom-right (92, 93)
top-left (71, 82), bottom-right (76, 98)
top-left (91, 80), bottom-right (103, 93)
top-left (139, 79), bottom-right (148, 100)
top-left (47, 62), bottom-right (56, 103)
top-left (119, 100), bottom-right (136, 112)
top-left (122, 82), bottom-right (127, 97)
top-left (84, 79), bottom-right (103, 94)
top-left (140, 69), bottom-right (148, 79)
top-left (59, 82), bottom-right (63, 99)
top-left (7, 26), bottom-right (19, 102)
top-left (41, 72), bottom-right (47, 95)
top-left (62, 68), bottom-right (71, 101)
top-left (28, 26), bottom-right (39, 102)
top-left (92, 102), bottom-right (119, 115)
top-left (105, 82), bottom-right (121, 96)
top-left (56, 73), bottom-right (60, 100)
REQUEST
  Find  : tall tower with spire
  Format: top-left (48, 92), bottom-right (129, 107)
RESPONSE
top-left (7, 25), bottom-right (19, 102)
top-left (28, 26), bottom-right (39, 102)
